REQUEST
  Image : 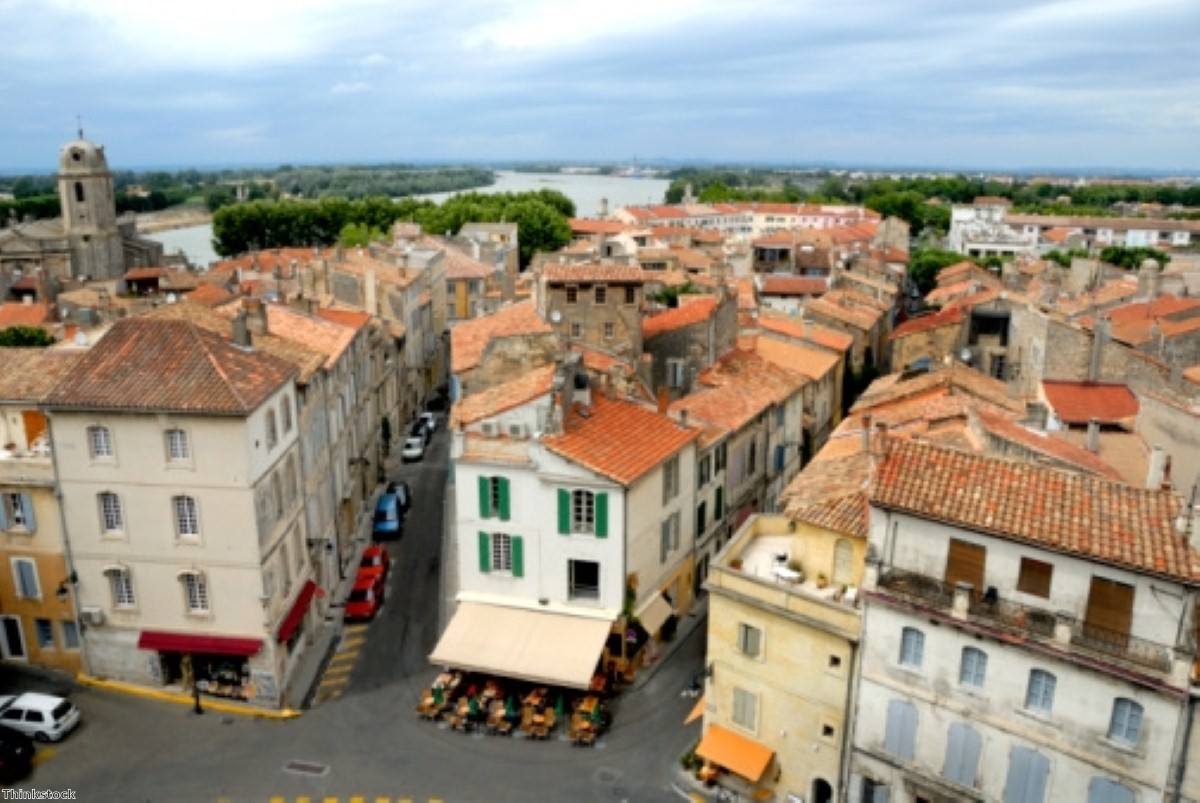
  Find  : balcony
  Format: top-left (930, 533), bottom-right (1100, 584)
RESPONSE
top-left (876, 567), bottom-right (1172, 676)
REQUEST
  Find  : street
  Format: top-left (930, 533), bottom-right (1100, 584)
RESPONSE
top-left (7, 421), bottom-right (708, 802)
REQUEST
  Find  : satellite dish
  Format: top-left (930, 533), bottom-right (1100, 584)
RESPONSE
top-left (550, 310), bottom-right (562, 323)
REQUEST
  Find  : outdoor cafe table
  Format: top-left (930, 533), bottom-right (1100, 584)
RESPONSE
top-left (578, 696), bottom-right (601, 716)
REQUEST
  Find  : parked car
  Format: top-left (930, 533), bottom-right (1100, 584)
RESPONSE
top-left (372, 492), bottom-right (403, 540)
top-left (0, 693), bottom-right (80, 742)
top-left (419, 411), bottom-right (438, 434)
top-left (0, 726), bottom-right (32, 784)
top-left (345, 573), bottom-right (385, 621)
top-left (357, 544), bottom-right (391, 583)
top-left (386, 480), bottom-right (412, 513)
top-left (409, 419), bottom-right (431, 445)
top-left (402, 436), bottom-right (425, 463)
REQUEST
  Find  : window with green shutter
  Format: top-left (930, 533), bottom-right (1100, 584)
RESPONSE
top-left (497, 477), bottom-right (511, 521)
top-left (478, 476), bottom-right (492, 518)
top-left (558, 489), bottom-right (571, 534)
top-left (715, 487), bottom-right (724, 521)
top-left (478, 531), bottom-right (491, 572)
top-left (512, 536), bottom-right (524, 578)
top-left (595, 492), bottom-right (608, 537)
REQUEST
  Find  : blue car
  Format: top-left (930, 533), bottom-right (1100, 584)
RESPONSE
top-left (373, 493), bottom-right (403, 540)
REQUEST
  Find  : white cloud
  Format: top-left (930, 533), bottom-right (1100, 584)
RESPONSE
top-left (330, 82), bottom-right (371, 95)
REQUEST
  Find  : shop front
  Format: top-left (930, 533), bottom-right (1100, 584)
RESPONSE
top-left (137, 631), bottom-right (263, 702)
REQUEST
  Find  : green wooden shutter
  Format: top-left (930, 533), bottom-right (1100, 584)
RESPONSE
top-left (595, 492), bottom-right (608, 538)
top-left (478, 476), bottom-right (491, 518)
top-left (512, 536), bottom-right (524, 578)
top-left (478, 531), bottom-right (491, 572)
top-left (558, 489), bottom-right (570, 534)
top-left (498, 477), bottom-right (511, 521)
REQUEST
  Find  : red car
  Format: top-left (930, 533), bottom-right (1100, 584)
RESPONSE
top-left (358, 544), bottom-right (391, 583)
top-left (345, 573), bottom-right (385, 621)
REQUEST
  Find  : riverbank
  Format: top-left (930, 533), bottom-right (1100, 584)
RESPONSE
top-left (135, 207), bottom-right (212, 234)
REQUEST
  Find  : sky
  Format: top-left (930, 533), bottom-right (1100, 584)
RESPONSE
top-left (2, 0), bottom-right (1198, 173)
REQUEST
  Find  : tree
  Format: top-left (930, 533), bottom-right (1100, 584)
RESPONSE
top-left (909, 249), bottom-right (964, 295)
top-left (1098, 245), bottom-right (1170, 270)
top-left (0, 326), bottom-right (54, 347)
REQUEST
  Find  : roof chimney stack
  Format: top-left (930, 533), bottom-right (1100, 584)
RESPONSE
top-left (1086, 418), bottom-right (1100, 452)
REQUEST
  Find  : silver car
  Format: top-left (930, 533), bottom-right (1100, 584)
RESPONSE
top-left (0, 693), bottom-right (80, 742)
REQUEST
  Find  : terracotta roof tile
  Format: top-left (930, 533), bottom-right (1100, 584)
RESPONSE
top-left (44, 317), bottom-right (295, 415)
top-left (123, 267), bottom-right (166, 281)
top-left (757, 311), bottom-right (854, 352)
top-left (753, 337), bottom-right (835, 382)
top-left (316, 307), bottom-right (371, 330)
top-left (891, 307), bottom-right (965, 339)
top-left (670, 350), bottom-right (801, 432)
top-left (806, 292), bottom-right (883, 331)
top-left (450, 300), bottom-right (553, 373)
top-left (185, 283), bottom-right (235, 307)
top-left (454, 365), bottom-right (555, 425)
top-left (0, 302), bottom-right (53, 328)
top-left (543, 394), bottom-right (697, 485)
top-left (943, 286), bottom-right (1004, 313)
top-left (759, 277), bottom-right (828, 297)
top-left (972, 407), bottom-right (1123, 480)
top-left (872, 437), bottom-right (1200, 582)
top-left (570, 219), bottom-right (629, 235)
top-left (643, 297), bottom-right (717, 339)
top-left (542, 263), bottom-right (647, 283)
top-left (0, 348), bottom-right (83, 401)
top-left (1042, 380), bottom-right (1139, 425)
top-left (443, 248), bottom-right (495, 281)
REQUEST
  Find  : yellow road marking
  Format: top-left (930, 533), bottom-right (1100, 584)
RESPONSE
top-left (329, 650), bottom-right (358, 662)
top-left (343, 637), bottom-right (366, 648)
top-left (324, 662), bottom-right (355, 674)
top-left (320, 675), bottom-right (349, 687)
top-left (297, 797), bottom-right (311, 803)
top-left (350, 797), bottom-right (366, 803)
top-left (32, 746), bottom-right (57, 765)
top-left (346, 623), bottom-right (369, 634)
top-left (269, 797), bottom-right (285, 803)
top-left (324, 797), bottom-right (339, 803)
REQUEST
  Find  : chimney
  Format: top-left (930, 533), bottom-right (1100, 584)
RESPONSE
top-left (242, 297), bottom-right (268, 336)
top-left (679, 409), bottom-right (689, 428)
top-left (1086, 417), bottom-right (1100, 452)
top-left (365, 266), bottom-right (378, 317)
top-left (861, 414), bottom-right (872, 452)
top-left (232, 309), bottom-right (251, 348)
top-left (874, 421), bottom-right (888, 457)
top-left (657, 386), bottom-right (669, 414)
top-left (1146, 446), bottom-right (1167, 489)
top-left (1088, 318), bottom-right (1108, 381)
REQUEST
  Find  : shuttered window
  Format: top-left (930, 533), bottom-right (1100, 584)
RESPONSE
top-left (12, 558), bottom-right (39, 599)
top-left (478, 532), bottom-right (524, 577)
top-left (1025, 669), bottom-right (1056, 714)
top-left (0, 493), bottom-right (35, 533)
top-left (960, 647), bottom-right (988, 689)
top-left (899, 627), bottom-right (924, 668)
top-left (884, 699), bottom-right (917, 761)
top-left (834, 539), bottom-right (853, 585)
top-left (1084, 576), bottom-right (1134, 641)
top-left (1004, 747), bottom-right (1049, 803)
top-left (1107, 698), bottom-right (1143, 745)
top-left (478, 476), bottom-right (510, 521)
top-left (943, 722), bottom-right (982, 787)
top-left (1017, 558), bottom-right (1053, 598)
top-left (944, 539), bottom-right (986, 596)
top-left (1088, 778), bottom-right (1134, 803)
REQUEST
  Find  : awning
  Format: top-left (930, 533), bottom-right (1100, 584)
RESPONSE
top-left (685, 695), bottom-right (706, 725)
top-left (430, 601), bottom-right (612, 689)
top-left (696, 723), bottom-right (775, 782)
top-left (138, 631), bottom-right (263, 657)
top-left (636, 593), bottom-right (674, 636)
top-left (276, 580), bottom-right (318, 642)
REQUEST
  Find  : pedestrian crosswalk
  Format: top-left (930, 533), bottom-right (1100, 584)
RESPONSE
top-left (216, 798), bottom-right (446, 803)
top-left (312, 624), bottom-right (369, 705)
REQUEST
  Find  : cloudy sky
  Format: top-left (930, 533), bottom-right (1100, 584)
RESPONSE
top-left (2, 0), bottom-right (1198, 173)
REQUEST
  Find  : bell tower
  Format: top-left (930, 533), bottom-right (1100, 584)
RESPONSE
top-left (58, 130), bottom-right (124, 279)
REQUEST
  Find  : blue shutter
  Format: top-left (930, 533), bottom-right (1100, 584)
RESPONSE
top-left (1005, 747), bottom-right (1049, 803)
top-left (884, 700), bottom-right (917, 760)
top-left (21, 494), bottom-right (35, 533)
top-left (0, 497), bottom-right (7, 530)
top-left (944, 723), bottom-right (981, 787)
top-left (1088, 778), bottom-right (1133, 803)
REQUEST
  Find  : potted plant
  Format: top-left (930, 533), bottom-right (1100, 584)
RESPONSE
top-left (787, 559), bottom-right (802, 573)
top-left (816, 572), bottom-right (829, 589)
top-left (730, 558), bottom-right (744, 570)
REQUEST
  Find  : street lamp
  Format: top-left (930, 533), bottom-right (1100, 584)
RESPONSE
top-left (55, 572), bottom-right (78, 603)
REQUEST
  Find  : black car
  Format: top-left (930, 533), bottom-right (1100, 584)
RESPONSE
top-left (0, 725), bottom-right (33, 784)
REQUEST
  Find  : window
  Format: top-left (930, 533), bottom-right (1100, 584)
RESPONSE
top-left (861, 778), bottom-right (889, 803)
top-left (662, 456), bottom-right (680, 503)
top-left (666, 359), bottom-right (685, 389)
top-left (748, 440), bottom-right (757, 473)
top-left (960, 647), bottom-right (988, 689)
top-left (660, 518), bottom-right (671, 563)
top-left (624, 286), bottom-right (636, 304)
top-left (11, 558), bottom-right (39, 599)
top-left (0, 493), bottom-right (35, 532)
top-left (899, 628), bottom-right (924, 668)
top-left (281, 396), bottom-right (293, 434)
top-left (773, 444), bottom-right (786, 472)
top-left (943, 723), bottom-right (982, 787)
top-left (98, 492), bottom-right (124, 533)
top-left (568, 559), bottom-right (599, 601)
top-left (715, 487), bottom-right (724, 521)
top-left (272, 474), bottom-right (282, 518)
top-left (559, 489), bottom-right (607, 537)
top-left (884, 699), bottom-right (917, 760)
top-left (603, 322), bottom-right (614, 340)
top-left (181, 572), bottom-right (210, 614)
top-left (478, 532), bottom-right (523, 576)
top-left (1025, 669), bottom-right (1056, 714)
top-left (34, 619), bottom-right (54, 649)
top-left (828, 654), bottom-right (843, 671)
top-left (834, 539), bottom-right (853, 585)
top-left (107, 567), bottom-right (135, 608)
top-left (74, 181), bottom-right (84, 203)
top-left (594, 285), bottom-right (607, 304)
top-left (565, 286), bottom-right (578, 304)
top-left (775, 406), bottom-right (784, 427)
top-left (1107, 698), bottom-right (1143, 745)
top-left (737, 623), bottom-right (762, 658)
top-left (265, 410), bottom-right (278, 450)
top-left (478, 476), bottom-right (511, 521)
top-left (698, 455), bottom-right (711, 486)
top-left (173, 495), bottom-right (199, 540)
top-left (164, 428), bottom-right (190, 461)
top-left (61, 621), bottom-right (80, 650)
top-left (1088, 778), bottom-right (1134, 803)
top-left (570, 322), bottom-right (582, 338)
top-left (715, 442), bottom-right (727, 472)
top-left (732, 687), bottom-right (758, 730)
top-left (88, 425), bottom-right (113, 459)
top-left (1004, 747), bottom-right (1049, 803)
top-left (696, 501), bottom-right (706, 536)
top-left (1017, 558), bottom-right (1053, 598)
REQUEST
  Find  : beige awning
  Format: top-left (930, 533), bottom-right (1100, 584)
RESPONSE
top-left (636, 592), bottom-right (674, 636)
top-left (429, 601), bottom-right (613, 689)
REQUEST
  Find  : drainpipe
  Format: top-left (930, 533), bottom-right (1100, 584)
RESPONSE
top-left (1170, 690), bottom-right (1198, 802)
top-left (839, 634), bottom-right (861, 800)
top-left (45, 414), bottom-right (92, 677)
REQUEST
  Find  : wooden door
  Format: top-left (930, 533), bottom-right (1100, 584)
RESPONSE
top-left (944, 539), bottom-right (986, 596)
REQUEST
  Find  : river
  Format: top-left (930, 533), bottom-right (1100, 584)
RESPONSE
top-left (147, 170), bottom-right (672, 267)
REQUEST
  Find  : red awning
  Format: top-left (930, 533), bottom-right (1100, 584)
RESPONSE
top-left (276, 580), bottom-right (318, 642)
top-left (137, 631), bottom-right (262, 657)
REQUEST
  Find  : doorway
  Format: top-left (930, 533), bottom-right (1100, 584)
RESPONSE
top-left (1, 616), bottom-right (26, 660)
top-left (812, 778), bottom-right (833, 803)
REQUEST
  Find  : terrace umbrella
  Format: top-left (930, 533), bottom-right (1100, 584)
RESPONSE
top-left (468, 696), bottom-right (480, 719)
top-left (432, 685), bottom-right (444, 706)
top-left (505, 695), bottom-right (517, 720)
top-left (590, 700), bottom-right (603, 727)
top-left (555, 694), bottom-right (566, 720)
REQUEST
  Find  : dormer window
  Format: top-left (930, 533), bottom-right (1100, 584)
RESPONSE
top-left (565, 286), bottom-right (578, 304)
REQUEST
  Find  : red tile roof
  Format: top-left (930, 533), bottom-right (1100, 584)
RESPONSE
top-left (123, 267), bottom-right (166, 281)
top-left (185, 283), bottom-right (236, 307)
top-left (753, 337), bottom-right (835, 382)
top-left (44, 317), bottom-right (296, 415)
top-left (759, 277), bottom-right (828, 297)
top-left (543, 393), bottom-right (697, 485)
top-left (570, 219), bottom-right (629, 235)
top-left (455, 365), bottom-right (555, 425)
top-left (643, 297), bottom-right (717, 339)
top-left (1041, 380), bottom-right (1139, 425)
top-left (971, 407), bottom-right (1123, 481)
top-left (444, 248), bottom-right (494, 281)
top-left (872, 437), bottom-right (1200, 582)
top-left (0, 302), bottom-right (52, 327)
top-left (316, 307), bottom-right (371, 330)
top-left (450, 300), bottom-right (553, 373)
top-left (891, 307), bottom-right (965, 339)
top-left (671, 350), bottom-right (801, 432)
top-left (757, 311), bottom-right (854, 352)
top-left (0, 348), bottom-right (82, 401)
top-left (542, 263), bottom-right (647, 283)
top-left (806, 292), bottom-right (884, 331)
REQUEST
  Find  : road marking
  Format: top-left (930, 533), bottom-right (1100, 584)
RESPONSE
top-left (342, 637), bottom-right (366, 648)
top-left (324, 662), bottom-right (354, 674)
top-left (329, 650), bottom-right (358, 663)
top-left (269, 797), bottom-right (285, 803)
top-left (324, 797), bottom-right (339, 803)
top-left (32, 746), bottom-right (57, 765)
top-left (345, 624), bottom-right (369, 635)
top-left (349, 797), bottom-right (365, 803)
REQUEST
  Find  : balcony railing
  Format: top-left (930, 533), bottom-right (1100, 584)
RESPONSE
top-left (876, 567), bottom-right (1172, 675)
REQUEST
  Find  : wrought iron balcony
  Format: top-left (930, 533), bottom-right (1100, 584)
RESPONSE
top-left (876, 566), bottom-right (1172, 675)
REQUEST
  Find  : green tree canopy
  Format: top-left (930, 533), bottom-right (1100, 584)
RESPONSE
top-left (0, 326), bottom-right (54, 347)
top-left (909, 249), bottom-right (966, 295)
